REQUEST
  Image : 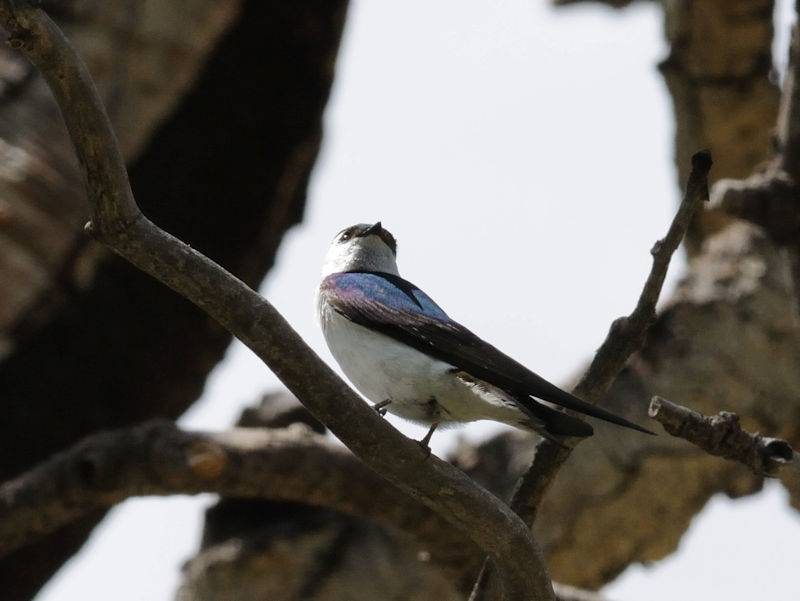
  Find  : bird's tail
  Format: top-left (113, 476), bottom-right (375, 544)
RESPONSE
top-left (515, 373), bottom-right (656, 436)
top-left (522, 378), bottom-right (656, 436)
top-left (515, 395), bottom-right (595, 438)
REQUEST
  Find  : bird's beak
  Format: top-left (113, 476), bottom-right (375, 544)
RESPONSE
top-left (360, 222), bottom-right (383, 237)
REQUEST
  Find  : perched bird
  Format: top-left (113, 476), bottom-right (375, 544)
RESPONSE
top-left (317, 222), bottom-right (653, 447)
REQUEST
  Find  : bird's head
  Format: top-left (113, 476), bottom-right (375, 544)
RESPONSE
top-left (322, 222), bottom-right (399, 276)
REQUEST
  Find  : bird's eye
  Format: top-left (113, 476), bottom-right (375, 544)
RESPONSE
top-left (338, 226), bottom-right (359, 242)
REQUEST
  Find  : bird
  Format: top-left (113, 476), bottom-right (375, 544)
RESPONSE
top-left (316, 221), bottom-right (654, 448)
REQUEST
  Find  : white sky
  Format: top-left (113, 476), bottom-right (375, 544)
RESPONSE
top-left (36, 1), bottom-right (800, 600)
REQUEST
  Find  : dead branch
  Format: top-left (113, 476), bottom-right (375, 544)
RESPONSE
top-left (649, 396), bottom-right (800, 481)
top-left (516, 149), bottom-right (712, 523)
top-left (471, 150), bottom-right (712, 600)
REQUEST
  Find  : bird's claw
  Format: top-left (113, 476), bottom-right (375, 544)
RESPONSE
top-left (373, 399), bottom-right (391, 417)
top-left (415, 422), bottom-right (439, 457)
top-left (416, 438), bottom-right (433, 457)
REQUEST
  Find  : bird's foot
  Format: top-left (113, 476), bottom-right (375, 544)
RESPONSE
top-left (416, 440), bottom-right (432, 457)
top-left (373, 399), bottom-right (391, 417)
top-left (416, 423), bottom-right (439, 457)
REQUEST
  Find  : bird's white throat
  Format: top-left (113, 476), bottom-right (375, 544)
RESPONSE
top-left (321, 231), bottom-right (399, 276)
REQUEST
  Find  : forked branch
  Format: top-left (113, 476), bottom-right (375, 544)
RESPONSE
top-left (472, 151), bottom-right (712, 601)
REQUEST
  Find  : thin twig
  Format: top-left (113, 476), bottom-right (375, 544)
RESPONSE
top-left (0, 3), bottom-right (553, 599)
top-left (471, 150), bottom-right (712, 601)
top-left (517, 150), bottom-right (711, 523)
top-left (520, 149), bottom-right (712, 519)
top-left (573, 149), bottom-right (712, 403)
top-left (649, 396), bottom-right (800, 480)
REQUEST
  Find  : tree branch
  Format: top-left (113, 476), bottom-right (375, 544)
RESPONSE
top-left (0, 2), bottom-right (553, 598)
top-left (472, 150), bottom-right (712, 600)
top-left (514, 149), bottom-right (712, 525)
top-left (649, 396), bottom-right (800, 482)
top-left (575, 150), bottom-right (713, 403)
top-left (1, 414), bottom-right (621, 596)
top-left (0, 421), bottom-right (482, 566)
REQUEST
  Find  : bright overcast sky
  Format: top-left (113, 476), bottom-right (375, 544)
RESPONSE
top-left (37, 1), bottom-right (800, 601)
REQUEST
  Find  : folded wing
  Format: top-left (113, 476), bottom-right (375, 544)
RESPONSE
top-left (320, 271), bottom-right (653, 436)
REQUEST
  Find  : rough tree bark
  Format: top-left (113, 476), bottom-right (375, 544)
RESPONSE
top-left (0, 1), bottom-right (348, 599)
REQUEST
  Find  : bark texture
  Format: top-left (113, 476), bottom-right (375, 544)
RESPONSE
top-left (0, 1), bottom-right (347, 599)
top-left (659, 0), bottom-right (779, 250)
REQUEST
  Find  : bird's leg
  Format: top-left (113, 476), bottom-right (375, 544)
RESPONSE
top-left (416, 422), bottom-right (439, 456)
top-left (373, 399), bottom-right (391, 416)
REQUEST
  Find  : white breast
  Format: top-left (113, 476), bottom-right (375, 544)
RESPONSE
top-left (318, 299), bottom-right (530, 428)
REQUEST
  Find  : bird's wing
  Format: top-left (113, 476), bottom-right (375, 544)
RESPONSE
top-left (320, 272), bottom-right (653, 436)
